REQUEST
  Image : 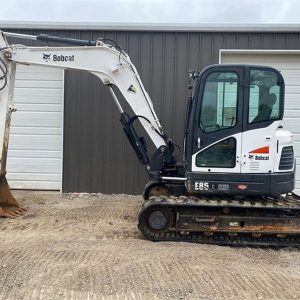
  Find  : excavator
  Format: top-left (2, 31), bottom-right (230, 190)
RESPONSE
top-left (0, 31), bottom-right (299, 246)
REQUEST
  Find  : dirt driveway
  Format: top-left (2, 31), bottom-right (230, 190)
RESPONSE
top-left (0, 191), bottom-right (299, 299)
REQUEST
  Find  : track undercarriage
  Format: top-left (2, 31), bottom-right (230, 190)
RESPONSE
top-left (138, 193), bottom-right (300, 247)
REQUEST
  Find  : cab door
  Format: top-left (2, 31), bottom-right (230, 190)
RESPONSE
top-left (190, 66), bottom-right (244, 173)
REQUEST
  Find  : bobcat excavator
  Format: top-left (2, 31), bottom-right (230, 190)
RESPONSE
top-left (0, 31), bottom-right (299, 246)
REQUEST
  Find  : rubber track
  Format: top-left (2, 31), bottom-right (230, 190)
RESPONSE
top-left (138, 194), bottom-right (300, 247)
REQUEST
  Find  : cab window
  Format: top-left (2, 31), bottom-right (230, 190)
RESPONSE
top-left (196, 137), bottom-right (236, 168)
top-left (199, 72), bottom-right (238, 133)
top-left (249, 69), bottom-right (282, 123)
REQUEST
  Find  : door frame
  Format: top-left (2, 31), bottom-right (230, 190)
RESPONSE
top-left (190, 65), bottom-right (245, 173)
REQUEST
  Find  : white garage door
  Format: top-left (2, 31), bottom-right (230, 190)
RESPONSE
top-left (6, 65), bottom-right (63, 190)
top-left (220, 51), bottom-right (300, 194)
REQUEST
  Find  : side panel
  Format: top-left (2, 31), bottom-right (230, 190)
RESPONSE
top-left (241, 122), bottom-right (280, 173)
top-left (186, 170), bottom-right (295, 196)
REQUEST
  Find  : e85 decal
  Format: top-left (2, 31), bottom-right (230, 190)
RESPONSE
top-left (195, 181), bottom-right (209, 191)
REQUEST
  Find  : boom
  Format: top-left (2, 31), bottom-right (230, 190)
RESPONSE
top-left (0, 31), bottom-right (174, 174)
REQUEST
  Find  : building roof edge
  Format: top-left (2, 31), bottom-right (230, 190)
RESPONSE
top-left (1, 21), bottom-right (300, 32)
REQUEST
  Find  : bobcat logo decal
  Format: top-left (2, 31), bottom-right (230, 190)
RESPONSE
top-left (43, 53), bottom-right (51, 62)
top-left (127, 85), bottom-right (137, 94)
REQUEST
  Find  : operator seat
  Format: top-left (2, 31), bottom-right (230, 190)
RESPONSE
top-left (252, 93), bottom-right (277, 123)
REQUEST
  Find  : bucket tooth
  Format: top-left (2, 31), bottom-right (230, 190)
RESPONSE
top-left (0, 175), bottom-right (26, 218)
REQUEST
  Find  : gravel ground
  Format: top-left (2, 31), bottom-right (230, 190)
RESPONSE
top-left (0, 190), bottom-right (299, 300)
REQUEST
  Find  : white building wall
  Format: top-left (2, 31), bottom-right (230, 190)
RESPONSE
top-left (6, 65), bottom-right (63, 190)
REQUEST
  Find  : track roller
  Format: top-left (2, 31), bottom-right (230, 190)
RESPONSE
top-left (139, 206), bottom-right (173, 235)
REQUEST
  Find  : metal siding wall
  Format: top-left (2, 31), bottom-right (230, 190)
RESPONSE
top-left (62, 31), bottom-right (300, 194)
top-left (6, 29), bottom-right (300, 194)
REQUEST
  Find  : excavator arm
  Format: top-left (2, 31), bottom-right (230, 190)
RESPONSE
top-left (0, 31), bottom-right (175, 217)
